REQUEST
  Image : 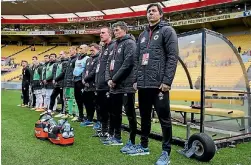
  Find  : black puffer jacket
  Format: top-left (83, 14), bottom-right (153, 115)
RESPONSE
top-left (83, 53), bottom-right (99, 92)
top-left (45, 61), bottom-right (57, 89)
top-left (105, 34), bottom-right (137, 94)
top-left (95, 41), bottom-right (115, 91)
top-left (22, 66), bottom-right (31, 86)
top-left (54, 58), bottom-right (69, 88)
top-left (135, 21), bottom-right (178, 88)
top-left (31, 64), bottom-right (43, 90)
top-left (63, 54), bottom-right (78, 88)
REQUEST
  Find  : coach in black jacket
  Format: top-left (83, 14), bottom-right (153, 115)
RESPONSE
top-left (129, 3), bottom-right (178, 165)
top-left (96, 27), bottom-right (115, 136)
top-left (105, 21), bottom-right (136, 145)
top-left (21, 61), bottom-right (31, 106)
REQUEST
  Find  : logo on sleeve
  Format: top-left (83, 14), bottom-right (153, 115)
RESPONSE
top-left (118, 48), bottom-right (121, 53)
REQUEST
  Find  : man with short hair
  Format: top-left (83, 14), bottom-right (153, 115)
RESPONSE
top-left (41, 55), bottom-right (50, 109)
top-left (95, 27), bottom-right (115, 138)
top-left (104, 21), bottom-right (136, 146)
top-left (43, 53), bottom-right (58, 113)
top-left (30, 56), bottom-right (43, 111)
top-left (21, 60), bottom-right (31, 107)
top-left (50, 51), bottom-right (69, 117)
top-left (72, 45), bottom-right (89, 122)
top-left (128, 3), bottom-right (178, 165)
top-left (81, 43), bottom-right (100, 127)
top-left (62, 46), bottom-right (81, 120)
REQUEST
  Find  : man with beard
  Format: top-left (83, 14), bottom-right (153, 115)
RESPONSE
top-left (30, 56), bottom-right (43, 111)
top-left (41, 55), bottom-right (50, 110)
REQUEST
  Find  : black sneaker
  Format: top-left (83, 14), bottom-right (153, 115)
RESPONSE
top-left (76, 117), bottom-right (84, 122)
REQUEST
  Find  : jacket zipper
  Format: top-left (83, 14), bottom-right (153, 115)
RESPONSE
top-left (144, 25), bottom-right (158, 87)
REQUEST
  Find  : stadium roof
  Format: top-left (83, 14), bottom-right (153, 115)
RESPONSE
top-left (1, 0), bottom-right (200, 19)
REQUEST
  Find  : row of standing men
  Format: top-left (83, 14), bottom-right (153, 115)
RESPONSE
top-left (21, 4), bottom-right (179, 165)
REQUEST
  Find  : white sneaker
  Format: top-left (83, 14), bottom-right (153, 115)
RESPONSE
top-left (54, 113), bottom-right (64, 118)
top-left (71, 116), bottom-right (79, 122)
top-left (61, 114), bottom-right (69, 119)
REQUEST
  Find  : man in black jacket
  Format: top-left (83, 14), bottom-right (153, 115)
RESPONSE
top-left (30, 56), bottom-right (43, 111)
top-left (104, 21), bottom-right (136, 146)
top-left (50, 51), bottom-right (68, 117)
top-left (21, 60), bottom-right (31, 107)
top-left (43, 53), bottom-right (57, 113)
top-left (96, 27), bottom-right (115, 137)
top-left (81, 43), bottom-right (99, 127)
top-left (127, 4), bottom-right (178, 165)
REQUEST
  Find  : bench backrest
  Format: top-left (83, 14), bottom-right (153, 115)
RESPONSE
top-left (169, 89), bottom-right (244, 105)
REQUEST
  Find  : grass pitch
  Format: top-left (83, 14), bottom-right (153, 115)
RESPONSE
top-left (1, 90), bottom-right (251, 165)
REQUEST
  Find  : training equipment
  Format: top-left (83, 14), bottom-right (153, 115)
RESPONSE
top-left (34, 113), bottom-right (52, 140)
top-left (48, 119), bottom-right (74, 146)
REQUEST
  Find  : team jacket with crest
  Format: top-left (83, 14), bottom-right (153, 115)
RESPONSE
top-left (135, 21), bottom-right (179, 88)
top-left (63, 54), bottom-right (78, 88)
top-left (54, 58), bottom-right (69, 88)
top-left (95, 41), bottom-right (115, 91)
top-left (83, 53), bottom-right (99, 92)
top-left (105, 34), bottom-right (137, 94)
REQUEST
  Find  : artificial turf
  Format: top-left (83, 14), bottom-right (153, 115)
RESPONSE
top-left (1, 90), bottom-right (251, 165)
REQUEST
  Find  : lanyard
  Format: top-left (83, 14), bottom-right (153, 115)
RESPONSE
top-left (112, 43), bottom-right (118, 60)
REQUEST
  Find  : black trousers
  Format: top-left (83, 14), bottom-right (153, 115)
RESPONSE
top-left (94, 94), bottom-right (101, 122)
top-left (22, 83), bottom-right (29, 105)
top-left (83, 91), bottom-right (96, 122)
top-left (74, 81), bottom-right (85, 119)
top-left (97, 90), bottom-right (111, 133)
top-left (123, 93), bottom-right (137, 144)
top-left (109, 93), bottom-right (123, 139)
top-left (49, 87), bottom-right (64, 112)
top-left (138, 88), bottom-right (172, 154)
top-left (31, 87), bottom-right (36, 107)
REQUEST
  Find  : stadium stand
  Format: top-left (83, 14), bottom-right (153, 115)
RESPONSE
top-left (1, 46), bottom-right (71, 81)
top-left (1, 67), bottom-right (22, 82)
top-left (227, 34), bottom-right (251, 53)
top-left (12, 46), bottom-right (55, 64)
top-left (1, 45), bottom-right (30, 57)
